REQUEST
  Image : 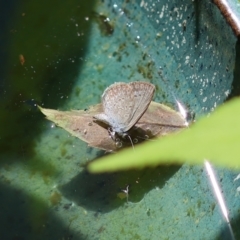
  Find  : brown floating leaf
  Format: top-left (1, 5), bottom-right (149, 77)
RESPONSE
top-left (137, 101), bottom-right (187, 136)
top-left (39, 104), bottom-right (116, 151)
top-left (39, 101), bottom-right (186, 152)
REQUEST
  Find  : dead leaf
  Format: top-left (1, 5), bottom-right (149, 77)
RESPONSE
top-left (39, 101), bottom-right (186, 152)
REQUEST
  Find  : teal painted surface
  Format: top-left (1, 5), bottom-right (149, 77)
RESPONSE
top-left (0, 0), bottom-right (239, 239)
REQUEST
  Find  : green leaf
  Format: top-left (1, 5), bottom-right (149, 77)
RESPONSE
top-left (88, 98), bottom-right (240, 173)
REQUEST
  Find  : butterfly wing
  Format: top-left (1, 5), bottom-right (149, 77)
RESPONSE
top-left (95, 82), bottom-right (155, 134)
top-left (126, 81), bottom-right (155, 131)
top-left (101, 82), bottom-right (136, 133)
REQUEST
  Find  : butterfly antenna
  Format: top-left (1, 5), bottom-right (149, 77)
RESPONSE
top-left (127, 134), bottom-right (135, 150)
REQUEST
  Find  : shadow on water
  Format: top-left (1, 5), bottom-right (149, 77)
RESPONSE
top-left (0, 1), bottom-right (96, 239)
top-left (0, 0), bottom-right (96, 166)
top-left (227, 38), bottom-right (240, 100)
top-left (215, 214), bottom-right (240, 240)
top-left (0, 182), bottom-right (88, 240)
top-left (59, 165), bottom-right (181, 213)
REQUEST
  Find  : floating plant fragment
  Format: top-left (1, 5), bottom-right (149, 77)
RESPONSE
top-left (39, 101), bottom-right (186, 152)
top-left (92, 11), bottom-right (114, 36)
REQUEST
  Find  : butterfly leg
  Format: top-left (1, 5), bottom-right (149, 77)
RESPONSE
top-left (107, 128), bottom-right (123, 148)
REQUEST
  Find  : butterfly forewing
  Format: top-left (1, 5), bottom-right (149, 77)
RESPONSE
top-left (102, 82), bottom-right (136, 132)
top-left (95, 81), bottom-right (155, 134)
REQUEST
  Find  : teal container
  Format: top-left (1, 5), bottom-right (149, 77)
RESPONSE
top-left (0, 0), bottom-right (239, 239)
